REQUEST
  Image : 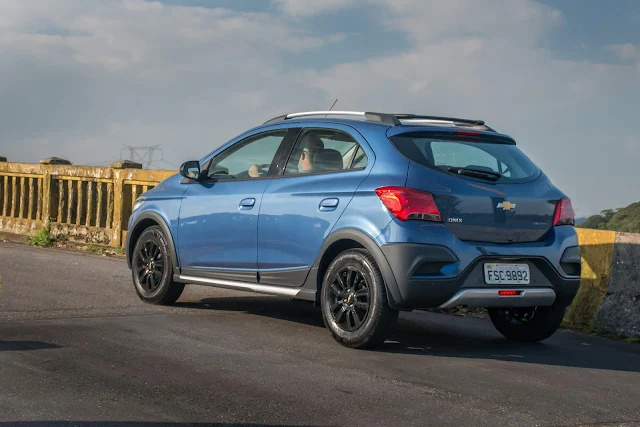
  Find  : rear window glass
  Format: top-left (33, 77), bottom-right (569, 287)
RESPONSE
top-left (389, 134), bottom-right (539, 183)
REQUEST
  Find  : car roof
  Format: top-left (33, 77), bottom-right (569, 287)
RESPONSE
top-left (258, 111), bottom-right (515, 141)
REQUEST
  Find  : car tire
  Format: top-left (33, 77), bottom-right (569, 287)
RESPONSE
top-left (320, 248), bottom-right (398, 349)
top-left (488, 305), bottom-right (566, 343)
top-left (131, 226), bottom-right (184, 305)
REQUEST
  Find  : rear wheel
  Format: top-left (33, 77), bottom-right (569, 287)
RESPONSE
top-left (321, 249), bottom-right (398, 349)
top-left (488, 305), bottom-right (566, 343)
top-left (132, 226), bottom-right (184, 305)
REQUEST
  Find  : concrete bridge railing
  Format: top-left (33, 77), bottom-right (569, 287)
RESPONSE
top-left (0, 157), bottom-right (175, 247)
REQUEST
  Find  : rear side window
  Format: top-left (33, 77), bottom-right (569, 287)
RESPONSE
top-left (351, 146), bottom-right (368, 169)
top-left (389, 134), bottom-right (539, 183)
top-left (284, 129), bottom-right (367, 175)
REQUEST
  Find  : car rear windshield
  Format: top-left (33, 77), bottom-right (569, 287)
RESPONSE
top-left (389, 133), bottom-right (540, 183)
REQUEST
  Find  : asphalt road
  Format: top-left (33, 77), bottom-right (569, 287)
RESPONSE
top-left (1, 242), bottom-right (639, 427)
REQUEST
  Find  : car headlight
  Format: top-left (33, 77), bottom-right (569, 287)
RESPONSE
top-left (132, 197), bottom-right (146, 213)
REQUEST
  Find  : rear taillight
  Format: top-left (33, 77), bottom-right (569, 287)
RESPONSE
top-left (553, 197), bottom-right (575, 226)
top-left (375, 186), bottom-right (442, 222)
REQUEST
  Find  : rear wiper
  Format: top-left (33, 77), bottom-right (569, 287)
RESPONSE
top-left (442, 166), bottom-right (502, 181)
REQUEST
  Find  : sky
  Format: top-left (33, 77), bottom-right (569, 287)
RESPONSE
top-left (0, 0), bottom-right (639, 216)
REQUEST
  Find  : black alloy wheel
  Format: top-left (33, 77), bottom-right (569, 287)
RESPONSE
top-left (488, 304), bottom-right (566, 343)
top-left (131, 226), bottom-right (184, 305)
top-left (134, 239), bottom-right (165, 293)
top-left (321, 249), bottom-right (398, 349)
top-left (327, 266), bottom-right (371, 332)
top-left (495, 307), bottom-right (538, 325)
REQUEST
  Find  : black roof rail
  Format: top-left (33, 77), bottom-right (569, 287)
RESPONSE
top-left (263, 111), bottom-right (494, 131)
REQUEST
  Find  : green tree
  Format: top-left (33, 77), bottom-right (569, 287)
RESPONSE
top-left (578, 203), bottom-right (640, 233)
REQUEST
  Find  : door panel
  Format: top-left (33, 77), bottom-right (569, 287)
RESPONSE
top-left (178, 179), bottom-right (271, 275)
top-left (257, 127), bottom-right (372, 287)
top-left (177, 129), bottom-right (290, 279)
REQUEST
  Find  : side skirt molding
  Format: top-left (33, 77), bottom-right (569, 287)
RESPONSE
top-left (175, 274), bottom-right (311, 298)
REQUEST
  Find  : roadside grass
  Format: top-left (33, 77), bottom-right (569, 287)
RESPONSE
top-left (27, 225), bottom-right (54, 248)
top-left (85, 242), bottom-right (101, 253)
top-left (23, 227), bottom-right (124, 258)
top-left (83, 242), bottom-right (125, 257)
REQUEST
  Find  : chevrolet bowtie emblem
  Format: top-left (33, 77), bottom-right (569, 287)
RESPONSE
top-left (497, 201), bottom-right (516, 211)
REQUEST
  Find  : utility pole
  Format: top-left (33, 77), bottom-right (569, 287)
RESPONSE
top-left (120, 145), bottom-right (163, 169)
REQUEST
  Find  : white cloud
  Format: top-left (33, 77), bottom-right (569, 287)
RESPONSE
top-left (375, 0), bottom-right (561, 45)
top-left (609, 42), bottom-right (638, 62)
top-left (273, 0), bottom-right (356, 17)
top-left (0, 0), bottom-right (639, 215)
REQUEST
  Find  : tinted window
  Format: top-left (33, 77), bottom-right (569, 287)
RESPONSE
top-left (389, 134), bottom-right (539, 182)
top-left (351, 146), bottom-right (368, 169)
top-left (208, 130), bottom-right (286, 179)
top-left (284, 129), bottom-right (365, 175)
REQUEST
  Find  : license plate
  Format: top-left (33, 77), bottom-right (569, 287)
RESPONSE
top-left (484, 263), bottom-right (530, 285)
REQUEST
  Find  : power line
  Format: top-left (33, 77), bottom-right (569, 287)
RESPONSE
top-left (120, 145), bottom-right (163, 169)
top-left (150, 159), bottom-right (179, 169)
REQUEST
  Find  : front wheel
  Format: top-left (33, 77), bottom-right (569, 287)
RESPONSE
top-left (320, 249), bottom-right (398, 349)
top-left (131, 226), bottom-right (184, 305)
top-left (488, 305), bottom-right (566, 343)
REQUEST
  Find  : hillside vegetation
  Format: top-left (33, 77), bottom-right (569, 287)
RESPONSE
top-left (578, 202), bottom-right (640, 233)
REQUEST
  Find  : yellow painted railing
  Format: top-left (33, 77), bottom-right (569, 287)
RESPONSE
top-left (0, 159), bottom-right (175, 247)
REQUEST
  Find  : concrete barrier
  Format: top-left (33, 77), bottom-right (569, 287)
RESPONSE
top-left (595, 232), bottom-right (640, 337)
top-left (0, 159), bottom-right (175, 246)
top-left (564, 229), bottom-right (640, 339)
top-left (564, 229), bottom-right (616, 328)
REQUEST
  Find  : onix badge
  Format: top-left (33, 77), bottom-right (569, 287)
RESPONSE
top-left (497, 201), bottom-right (516, 211)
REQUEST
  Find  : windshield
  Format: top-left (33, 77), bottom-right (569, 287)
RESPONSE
top-left (389, 133), bottom-right (540, 183)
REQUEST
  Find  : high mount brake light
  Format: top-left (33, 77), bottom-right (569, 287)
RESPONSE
top-left (375, 187), bottom-right (442, 222)
top-left (455, 130), bottom-right (482, 137)
top-left (553, 197), bottom-right (575, 226)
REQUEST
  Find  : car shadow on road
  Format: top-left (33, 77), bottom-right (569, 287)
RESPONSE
top-left (175, 295), bottom-right (640, 373)
top-left (0, 340), bottom-right (60, 352)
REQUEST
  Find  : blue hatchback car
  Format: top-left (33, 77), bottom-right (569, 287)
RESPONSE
top-left (126, 111), bottom-right (581, 349)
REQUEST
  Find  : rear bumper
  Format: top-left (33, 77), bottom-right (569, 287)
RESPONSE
top-left (379, 242), bottom-right (580, 310)
top-left (438, 288), bottom-right (557, 309)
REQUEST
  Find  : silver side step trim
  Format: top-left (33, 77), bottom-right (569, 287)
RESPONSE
top-left (438, 288), bottom-right (556, 309)
top-left (177, 275), bottom-right (301, 297)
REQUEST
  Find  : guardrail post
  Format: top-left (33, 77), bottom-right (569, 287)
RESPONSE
top-left (111, 173), bottom-right (126, 247)
top-left (109, 161), bottom-right (142, 247)
top-left (40, 158), bottom-right (71, 226)
top-left (41, 167), bottom-right (52, 224)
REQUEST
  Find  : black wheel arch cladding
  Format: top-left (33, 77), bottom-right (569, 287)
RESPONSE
top-left (313, 228), bottom-right (405, 310)
top-left (127, 211), bottom-right (179, 272)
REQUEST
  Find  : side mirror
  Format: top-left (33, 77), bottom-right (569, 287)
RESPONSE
top-left (180, 160), bottom-right (201, 180)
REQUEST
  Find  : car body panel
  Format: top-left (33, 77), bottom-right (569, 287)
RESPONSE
top-left (257, 122), bottom-right (375, 287)
top-left (177, 179), bottom-right (271, 277)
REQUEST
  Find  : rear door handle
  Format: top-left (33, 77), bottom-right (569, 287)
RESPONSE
top-left (319, 198), bottom-right (339, 212)
top-left (239, 198), bottom-right (256, 210)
